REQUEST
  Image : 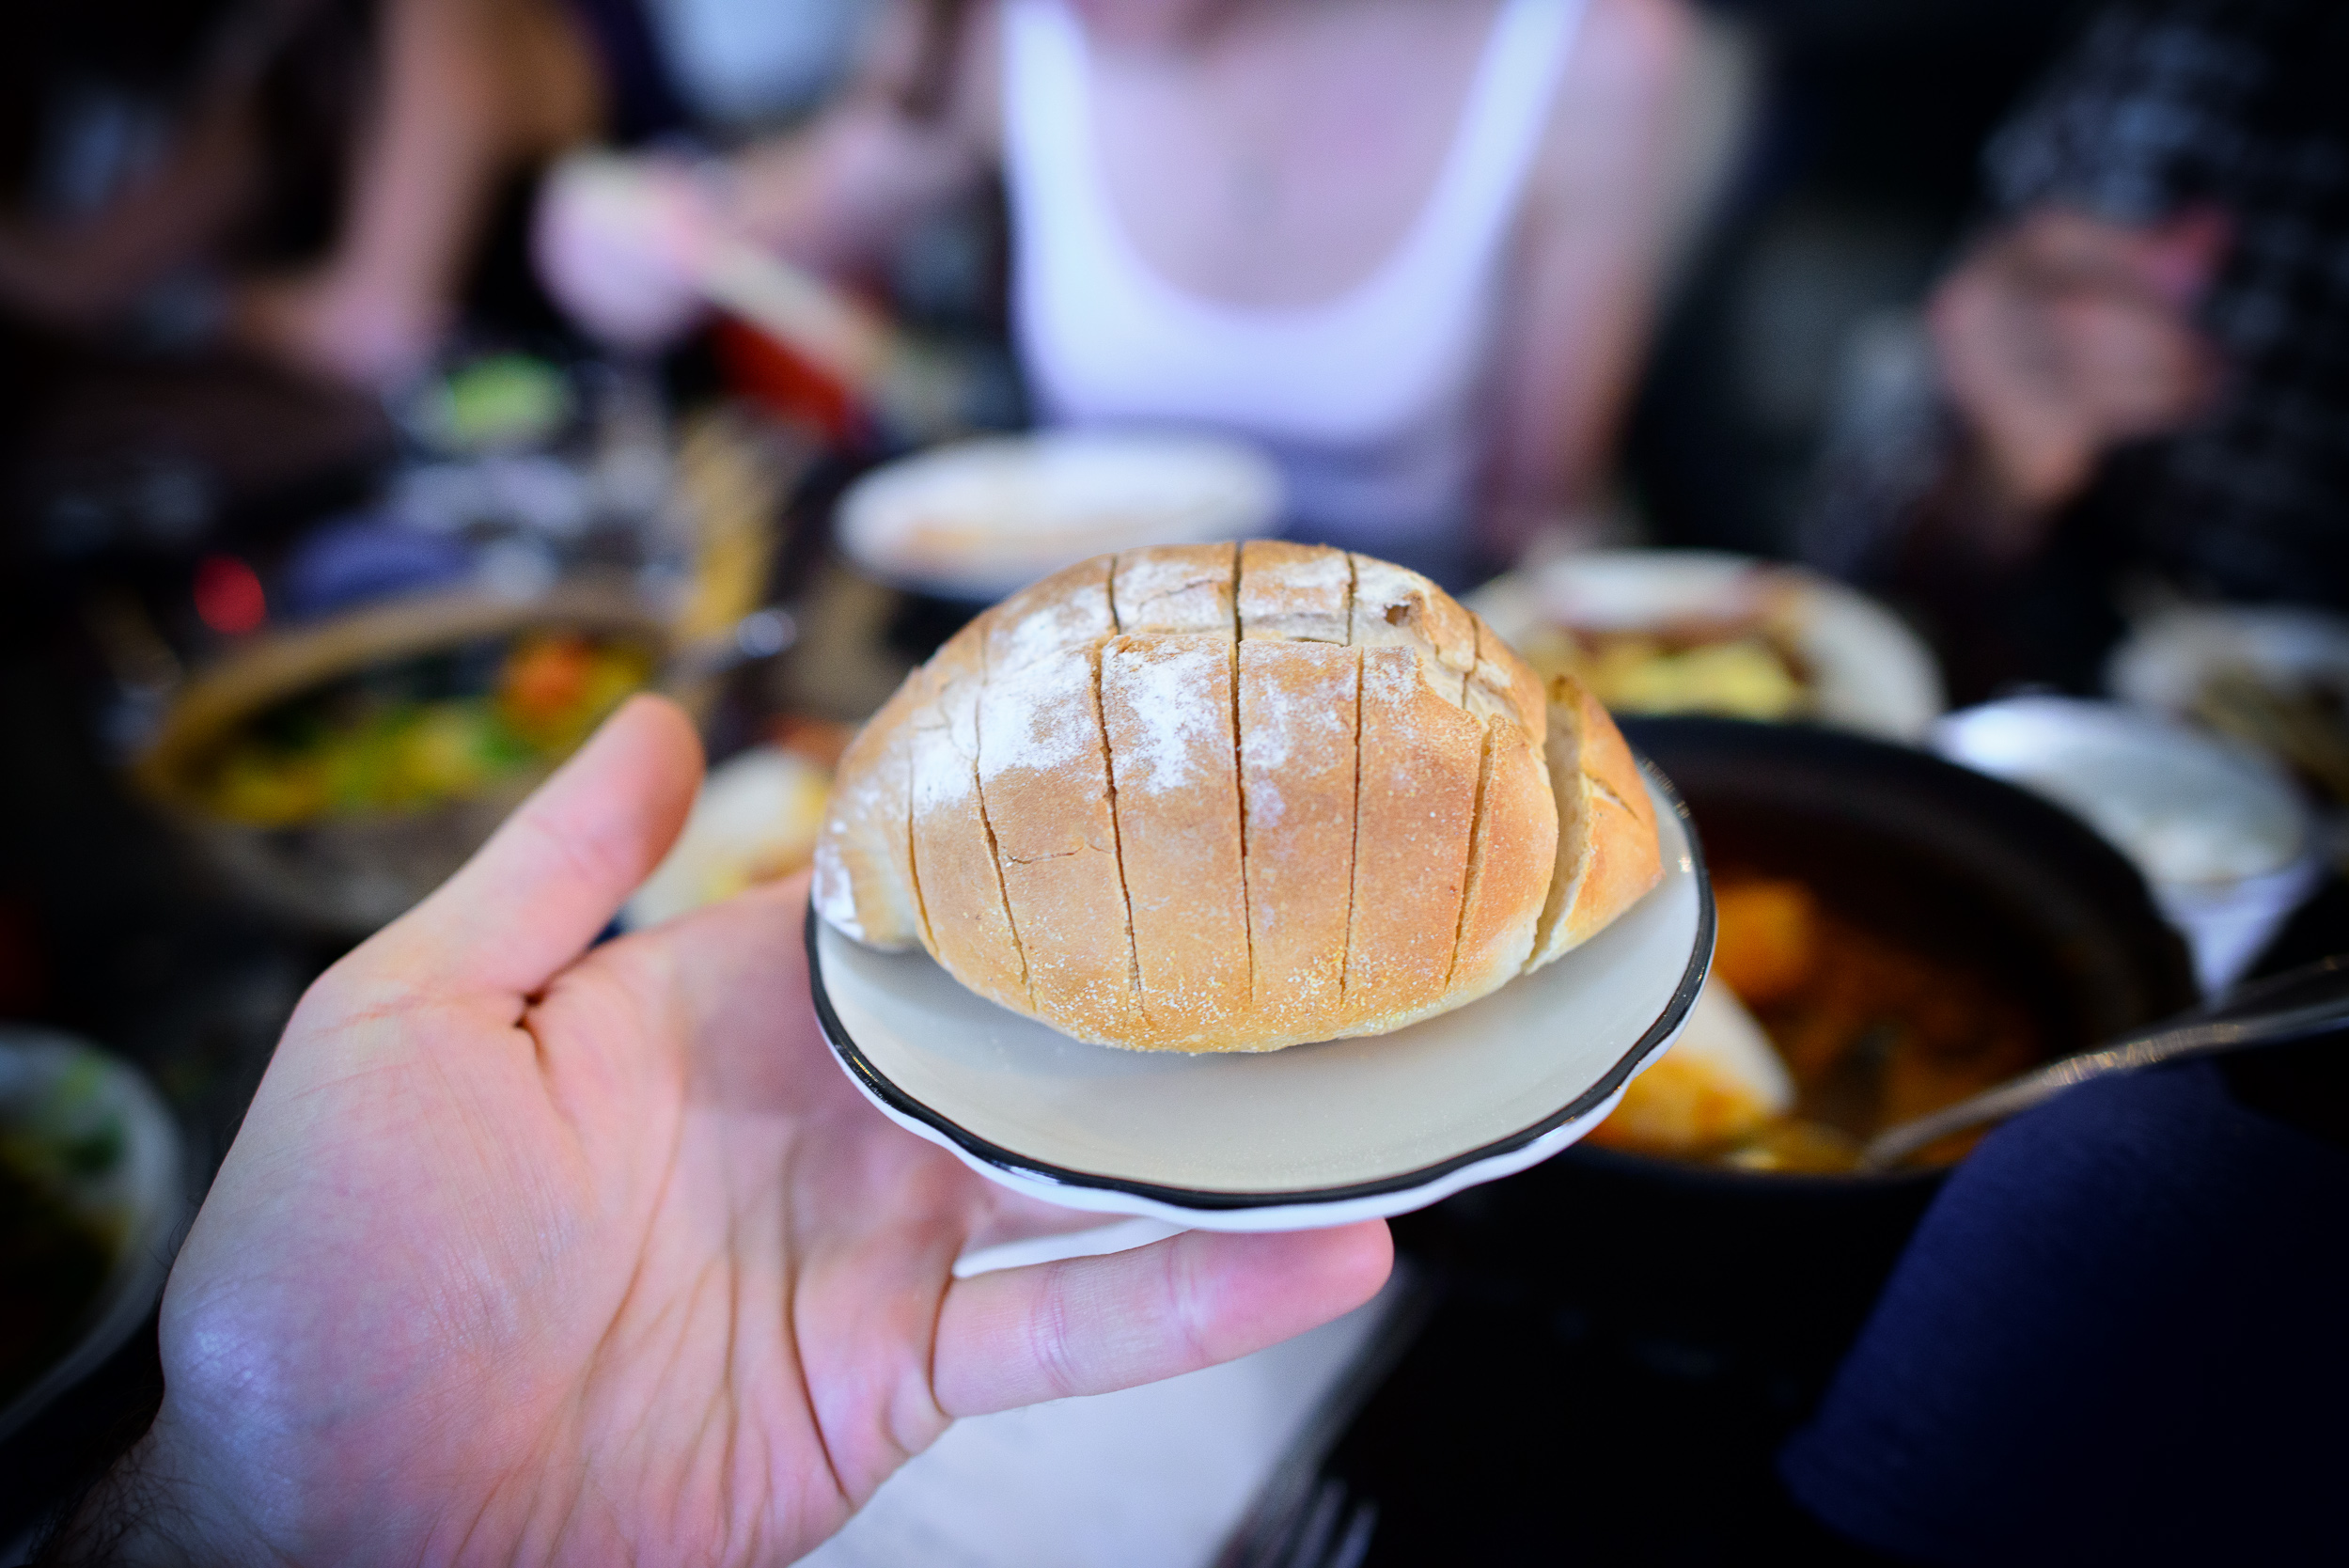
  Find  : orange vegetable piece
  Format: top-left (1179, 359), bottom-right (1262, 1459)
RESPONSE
top-left (500, 635), bottom-right (596, 727)
top-left (1712, 877), bottom-right (1819, 1008)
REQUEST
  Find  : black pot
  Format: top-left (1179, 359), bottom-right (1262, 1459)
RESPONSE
top-left (1395, 716), bottom-right (2198, 1392)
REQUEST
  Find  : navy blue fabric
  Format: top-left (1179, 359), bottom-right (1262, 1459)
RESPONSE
top-left (1779, 1059), bottom-right (2349, 1565)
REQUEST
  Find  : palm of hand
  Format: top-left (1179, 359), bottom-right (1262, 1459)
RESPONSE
top-left (136, 701), bottom-right (1386, 1567)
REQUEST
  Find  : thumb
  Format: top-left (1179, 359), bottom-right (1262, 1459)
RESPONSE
top-left (375, 695), bottom-right (704, 996)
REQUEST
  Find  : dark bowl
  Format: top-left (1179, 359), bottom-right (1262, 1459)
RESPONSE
top-left (1397, 717), bottom-right (2197, 1388)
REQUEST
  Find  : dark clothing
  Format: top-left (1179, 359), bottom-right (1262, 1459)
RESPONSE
top-left (1984, 0), bottom-right (2349, 608)
top-left (1779, 1057), bottom-right (2349, 1565)
top-left (1802, 0), bottom-right (2349, 699)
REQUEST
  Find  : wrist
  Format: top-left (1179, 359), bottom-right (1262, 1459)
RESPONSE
top-left (38, 1422), bottom-right (265, 1568)
top-left (1934, 426), bottom-right (2071, 567)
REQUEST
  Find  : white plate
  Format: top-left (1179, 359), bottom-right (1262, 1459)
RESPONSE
top-left (1470, 550), bottom-right (1945, 742)
top-left (836, 430), bottom-right (1284, 602)
top-left (809, 765), bottom-right (1711, 1231)
top-left (2108, 603), bottom-right (2349, 719)
top-left (1932, 697), bottom-right (2323, 996)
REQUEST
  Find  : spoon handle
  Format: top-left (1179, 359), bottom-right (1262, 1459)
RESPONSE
top-left (1857, 972), bottom-right (2349, 1172)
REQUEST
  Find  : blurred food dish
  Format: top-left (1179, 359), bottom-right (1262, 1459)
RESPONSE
top-left (1470, 551), bottom-right (1944, 740)
top-left (192, 629), bottom-right (652, 826)
top-left (1934, 698), bottom-right (2323, 996)
top-left (2108, 604), bottom-right (2349, 815)
top-left (136, 585), bottom-right (668, 933)
top-left (1581, 977), bottom-right (1791, 1155)
top-left (0, 1028), bottom-right (185, 1445)
top-left (1589, 870), bottom-right (2041, 1172)
top-left (624, 744), bottom-right (832, 929)
top-left (835, 431), bottom-right (1283, 602)
top-left (1585, 718), bottom-right (2193, 1181)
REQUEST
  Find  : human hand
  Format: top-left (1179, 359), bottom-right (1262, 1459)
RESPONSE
top-left (534, 151), bottom-right (730, 353)
top-left (230, 266), bottom-right (449, 391)
top-left (74, 698), bottom-right (1390, 1565)
top-left (1929, 206), bottom-right (2230, 543)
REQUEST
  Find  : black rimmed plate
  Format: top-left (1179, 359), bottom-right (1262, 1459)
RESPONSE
top-left (809, 763), bottom-right (1712, 1231)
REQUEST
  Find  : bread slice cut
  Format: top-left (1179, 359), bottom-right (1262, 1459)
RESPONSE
top-left (810, 665), bottom-right (925, 949)
top-left (1448, 619), bottom-right (1558, 1002)
top-left (979, 639), bottom-right (1141, 1043)
top-left (1527, 672), bottom-right (1665, 970)
top-left (1238, 541), bottom-right (1352, 643)
top-left (1350, 555), bottom-right (1477, 703)
top-left (1340, 647), bottom-right (1483, 1032)
top-left (1237, 638), bottom-right (1361, 1043)
top-left (909, 627), bottom-right (1027, 1005)
top-left (1102, 632), bottom-right (1250, 1046)
top-left (1113, 543), bottom-right (1237, 635)
top-left (987, 555), bottom-right (1116, 676)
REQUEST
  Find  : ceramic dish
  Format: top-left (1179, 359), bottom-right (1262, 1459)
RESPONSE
top-left (835, 431), bottom-right (1284, 602)
top-left (1933, 698), bottom-right (2322, 995)
top-left (2108, 604), bottom-right (2349, 718)
top-left (809, 765), bottom-right (1711, 1231)
top-left (2106, 604), bottom-right (2349, 824)
top-left (0, 1029), bottom-right (188, 1444)
top-left (1470, 551), bottom-right (1945, 742)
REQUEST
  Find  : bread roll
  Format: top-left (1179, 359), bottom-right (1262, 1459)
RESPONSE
top-left (816, 544), bottom-right (1663, 1051)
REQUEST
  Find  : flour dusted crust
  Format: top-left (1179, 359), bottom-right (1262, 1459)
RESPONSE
top-left (818, 544), bottom-right (1663, 1052)
top-left (810, 666), bottom-right (924, 949)
top-left (1104, 633), bottom-right (1248, 1046)
top-left (910, 625), bottom-right (1026, 1004)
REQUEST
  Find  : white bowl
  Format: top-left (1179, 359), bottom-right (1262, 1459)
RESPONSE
top-left (808, 765), bottom-right (1710, 1231)
top-left (2108, 604), bottom-right (2349, 718)
top-left (1470, 550), bottom-right (1946, 742)
top-left (0, 1029), bottom-right (188, 1443)
top-left (1932, 698), bottom-right (2322, 996)
top-left (836, 431), bottom-right (1284, 602)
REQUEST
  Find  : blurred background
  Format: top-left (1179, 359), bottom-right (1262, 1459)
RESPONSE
top-left (4, 0), bottom-right (2344, 1560)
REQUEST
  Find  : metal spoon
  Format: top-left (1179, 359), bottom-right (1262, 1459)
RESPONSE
top-left (1857, 955), bottom-right (2349, 1172)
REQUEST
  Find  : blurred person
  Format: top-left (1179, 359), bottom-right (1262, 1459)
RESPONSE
top-left (1804, 0), bottom-right (2349, 698)
top-left (537, 0), bottom-right (1714, 587)
top-left (33, 697), bottom-right (1391, 1564)
top-left (0, 0), bottom-right (599, 389)
top-left (233, 0), bottom-right (602, 385)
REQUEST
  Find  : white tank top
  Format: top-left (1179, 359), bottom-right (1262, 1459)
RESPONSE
top-left (1003, 0), bottom-right (1586, 586)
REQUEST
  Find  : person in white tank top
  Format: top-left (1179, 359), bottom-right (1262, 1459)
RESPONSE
top-left (540, 0), bottom-right (1703, 586)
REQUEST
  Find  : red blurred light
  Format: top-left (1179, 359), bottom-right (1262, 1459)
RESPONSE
top-left (194, 554), bottom-right (267, 635)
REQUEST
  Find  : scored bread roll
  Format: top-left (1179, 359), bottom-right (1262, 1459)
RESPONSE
top-left (813, 543), bottom-right (1664, 1052)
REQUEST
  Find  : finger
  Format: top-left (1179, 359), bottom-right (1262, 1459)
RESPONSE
top-left (379, 695), bottom-right (704, 996)
top-left (932, 1220), bottom-right (1393, 1417)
